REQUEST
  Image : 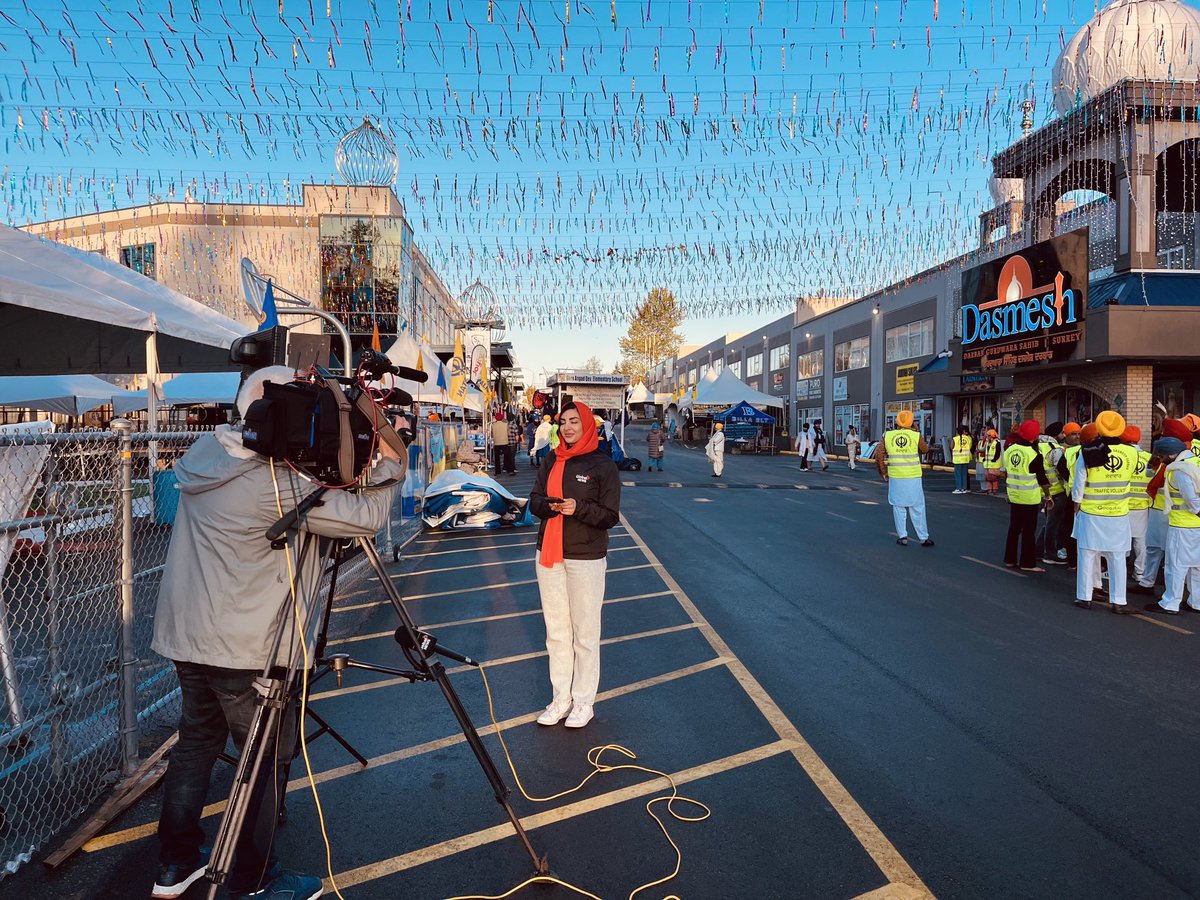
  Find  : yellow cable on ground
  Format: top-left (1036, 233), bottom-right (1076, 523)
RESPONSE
top-left (444, 664), bottom-right (711, 900)
top-left (271, 462), bottom-right (347, 900)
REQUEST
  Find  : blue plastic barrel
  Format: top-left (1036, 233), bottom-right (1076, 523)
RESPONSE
top-left (152, 470), bottom-right (181, 524)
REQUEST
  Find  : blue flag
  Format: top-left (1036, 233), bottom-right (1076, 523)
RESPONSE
top-left (436, 360), bottom-right (448, 392)
top-left (258, 280), bottom-right (279, 330)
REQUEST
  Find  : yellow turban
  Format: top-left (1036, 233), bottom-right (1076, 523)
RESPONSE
top-left (896, 410), bottom-right (914, 428)
top-left (1095, 410), bottom-right (1125, 438)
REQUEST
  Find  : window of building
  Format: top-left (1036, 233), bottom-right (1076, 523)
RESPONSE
top-left (885, 399), bottom-right (934, 441)
top-left (834, 404), bottom-right (871, 445)
top-left (319, 215), bottom-right (412, 355)
top-left (834, 336), bottom-right (870, 372)
top-left (796, 348), bottom-right (824, 379)
top-left (699, 363), bottom-right (709, 380)
top-left (746, 353), bottom-right (763, 376)
top-left (688, 368), bottom-right (697, 385)
top-left (885, 318), bottom-right (934, 362)
top-left (728, 360), bottom-right (742, 378)
top-left (712, 358), bottom-right (724, 375)
top-left (769, 344), bottom-right (790, 371)
top-left (120, 243), bottom-right (157, 280)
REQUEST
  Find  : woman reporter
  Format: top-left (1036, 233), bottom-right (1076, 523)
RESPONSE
top-left (529, 401), bottom-right (621, 729)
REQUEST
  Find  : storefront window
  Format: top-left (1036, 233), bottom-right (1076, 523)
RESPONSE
top-left (834, 404), bottom-right (871, 445)
top-left (955, 395), bottom-right (1016, 443)
top-left (885, 399), bottom-right (934, 441)
top-left (1154, 376), bottom-right (1196, 434)
top-left (1043, 388), bottom-right (1109, 428)
top-left (796, 348), bottom-right (824, 379)
top-left (319, 215), bottom-right (411, 355)
top-left (796, 406), bottom-right (822, 434)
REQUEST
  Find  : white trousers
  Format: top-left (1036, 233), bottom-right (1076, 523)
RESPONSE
top-left (1078, 548), bottom-right (1127, 605)
top-left (1139, 545), bottom-right (1165, 588)
top-left (536, 555), bottom-right (607, 706)
top-left (1161, 562), bottom-right (1200, 612)
top-left (1128, 508), bottom-right (1148, 581)
top-left (892, 496), bottom-right (929, 541)
top-left (711, 453), bottom-right (724, 476)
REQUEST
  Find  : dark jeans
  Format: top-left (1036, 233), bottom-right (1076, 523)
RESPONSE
top-left (1037, 495), bottom-right (1069, 559)
top-left (1005, 502), bottom-right (1041, 568)
top-left (158, 662), bottom-right (295, 893)
top-left (492, 444), bottom-right (516, 474)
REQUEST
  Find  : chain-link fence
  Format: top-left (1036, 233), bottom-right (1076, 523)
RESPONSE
top-left (0, 425), bottom-right (408, 878)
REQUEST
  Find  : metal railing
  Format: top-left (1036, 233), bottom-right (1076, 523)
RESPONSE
top-left (0, 424), bottom-right (405, 877)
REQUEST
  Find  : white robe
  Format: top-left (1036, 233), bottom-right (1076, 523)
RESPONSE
top-left (1071, 452), bottom-right (1131, 552)
top-left (706, 431), bottom-right (726, 476)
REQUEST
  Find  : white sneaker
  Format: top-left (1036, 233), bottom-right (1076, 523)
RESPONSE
top-left (536, 699), bottom-right (572, 726)
top-left (564, 704), bottom-right (594, 729)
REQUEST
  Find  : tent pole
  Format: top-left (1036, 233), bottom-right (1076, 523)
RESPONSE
top-left (145, 329), bottom-right (160, 522)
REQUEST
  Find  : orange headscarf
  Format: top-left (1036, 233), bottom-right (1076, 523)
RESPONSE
top-left (539, 401), bottom-right (599, 568)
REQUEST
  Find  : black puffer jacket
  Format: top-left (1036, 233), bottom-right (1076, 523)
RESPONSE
top-left (529, 449), bottom-right (621, 560)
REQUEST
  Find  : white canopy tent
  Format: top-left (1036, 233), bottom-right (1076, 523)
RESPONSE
top-left (0, 225), bottom-right (247, 376)
top-left (111, 371), bottom-right (242, 415)
top-left (627, 382), bottom-right (651, 404)
top-left (383, 333), bottom-right (453, 404)
top-left (678, 368), bottom-right (783, 410)
top-left (0, 375), bottom-right (122, 416)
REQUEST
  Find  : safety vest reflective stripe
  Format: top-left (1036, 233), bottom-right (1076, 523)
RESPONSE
top-left (884, 430), bottom-right (922, 479)
top-left (1151, 462), bottom-right (1167, 511)
top-left (1167, 466), bottom-right (1200, 528)
top-left (1079, 445), bottom-right (1138, 517)
top-left (1037, 439), bottom-right (1066, 496)
top-left (1065, 445), bottom-right (1082, 491)
top-left (951, 435), bottom-right (972, 464)
top-left (1128, 449), bottom-right (1153, 510)
top-left (1005, 445), bottom-right (1042, 505)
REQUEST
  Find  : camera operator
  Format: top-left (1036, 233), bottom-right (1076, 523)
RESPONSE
top-left (150, 366), bottom-right (405, 900)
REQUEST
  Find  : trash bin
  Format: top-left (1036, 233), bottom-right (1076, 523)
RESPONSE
top-left (152, 470), bottom-right (181, 525)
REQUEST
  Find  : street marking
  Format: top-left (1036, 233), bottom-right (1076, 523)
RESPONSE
top-left (310, 623), bottom-right (702, 701)
top-left (827, 511), bottom-right (856, 522)
top-left (1130, 613), bottom-right (1193, 635)
top-left (81, 657), bottom-right (731, 852)
top-left (412, 547), bottom-right (643, 573)
top-left (408, 535), bottom-right (635, 559)
top-left (855, 884), bottom-right (932, 900)
top-left (327, 740), bottom-right (795, 890)
top-left (413, 526), bottom-right (630, 546)
top-left (620, 515), bottom-right (934, 897)
top-left (961, 556), bottom-right (1027, 578)
top-left (856, 500), bottom-right (880, 506)
top-left (327, 591), bottom-right (676, 644)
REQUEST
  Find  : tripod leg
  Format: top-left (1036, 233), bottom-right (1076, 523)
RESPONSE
top-left (356, 537), bottom-right (549, 875)
top-left (304, 707), bottom-right (369, 767)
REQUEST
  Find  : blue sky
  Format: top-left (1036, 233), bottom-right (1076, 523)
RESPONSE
top-left (0, 0), bottom-right (1112, 382)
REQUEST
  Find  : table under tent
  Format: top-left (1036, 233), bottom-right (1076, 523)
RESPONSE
top-left (713, 401), bottom-right (777, 454)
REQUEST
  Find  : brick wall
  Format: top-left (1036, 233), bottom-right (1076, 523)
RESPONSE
top-left (1012, 363), bottom-right (1154, 447)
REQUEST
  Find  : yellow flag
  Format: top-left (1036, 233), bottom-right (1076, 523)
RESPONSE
top-left (448, 331), bottom-right (467, 405)
top-left (415, 346), bottom-right (425, 373)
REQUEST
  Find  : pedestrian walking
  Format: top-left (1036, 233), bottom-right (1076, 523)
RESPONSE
top-left (1034, 422), bottom-right (1069, 565)
top-left (1002, 420), bottom-right (1054, 572)
top-left (845, 425), bottom-right (861, 470)
top-left (1124, 425), bottom-right (1152, 585)
top-left (668, 415), bottom-right (678, 442)
top-left (795, 422), bottom-right (811, 471)
top-left (1135, 419), bottom-right (1194, 594)
top-left (1143, 435), bottom-right (1200, 614)
top-left (646, 421), bottom-right (666, 472)
top-left (529, 401), bottom-right (621, 729)
top-left (706, 422), bottom-right (726, 477)
top-left (979, 428), bottom-right (1003, 495)
top-left (533, 414), bottom-right (553, 465)
top-left (878, 410), bottom-right (933, 547)
top-left (951, 425), bottom-right (973, 494)
top-left (525, 417), bottom-right (538, 466)
top-left (491, 411), bottom-right (516, 475)
top-left (812, 421), bottom-right (830, 471)
top-left (1071, 411), bottom-right (1139, 612)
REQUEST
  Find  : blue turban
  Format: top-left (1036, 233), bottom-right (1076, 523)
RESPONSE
top-left (1153, 437), bottom-right (1186, 457)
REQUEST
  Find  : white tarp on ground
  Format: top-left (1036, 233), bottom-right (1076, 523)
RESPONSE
top-left (679, 367), bottom-right (783, 409)
top-left (111, 371), bottom-right (242, 414)
top-left (0, 225), bottom-right (248, 374)
top-left (0, 375), bottom-right (121, 416)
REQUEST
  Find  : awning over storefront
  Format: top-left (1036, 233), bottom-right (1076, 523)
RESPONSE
top-left (1088, 271), bottom-right (1200, 308)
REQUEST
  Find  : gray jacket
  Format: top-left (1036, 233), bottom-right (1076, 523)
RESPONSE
top-left (151, 430), bottom-right (403, 670)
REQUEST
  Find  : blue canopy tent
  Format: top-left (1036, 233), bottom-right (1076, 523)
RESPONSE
top-left (713, 401), bottom-right (777, 454)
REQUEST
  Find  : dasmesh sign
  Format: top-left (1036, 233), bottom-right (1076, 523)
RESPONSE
top-left (960, 228), bottom-right (1088, 374)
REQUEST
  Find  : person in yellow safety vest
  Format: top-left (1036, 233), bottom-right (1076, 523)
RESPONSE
top-left (1061, 422), bottom-right (1088, 569)
top-left (1122, 425), bottom-right (1153, 585)
top-left (1134, 419), bottom-right (1194, 595)
top-left (1071, 411), bottom-right (1140, 612)
top-left (951, 425), bottom-right (973, 494)
top-left (1003, 420), bottom-right (1054, 571)
top-left (1034, 421), bottom-right (1069, 566)
top-left (980, 428), bottom-right (1003, 496)
top-left (877, 409), bottom-right (933, 547)
top-left (1183, 413), bottom-right (1200, 457)
top-left (1142, 436), bottom-right (1200, 615)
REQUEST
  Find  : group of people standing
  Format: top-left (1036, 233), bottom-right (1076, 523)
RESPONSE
top-left (988, 412), bottom-right (1200, 615)
top-left (794, 421), bottom-right (831, 471)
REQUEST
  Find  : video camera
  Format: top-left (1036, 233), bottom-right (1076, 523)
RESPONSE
top-left (230, 325), bottom-right (427, 485)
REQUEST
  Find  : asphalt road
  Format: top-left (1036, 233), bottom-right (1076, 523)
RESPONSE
top-left (623, 428), bottom-right (1200, 898)
top-left (8, 425), bottom-right (1199, 899)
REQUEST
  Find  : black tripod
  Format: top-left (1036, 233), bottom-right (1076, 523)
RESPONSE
top-left (204, 489), bottom-right (548, 898)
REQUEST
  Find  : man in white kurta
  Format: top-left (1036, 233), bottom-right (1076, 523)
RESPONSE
top-left (706, 424), bottom-right (726, 478)
top-left (1071, 411), bottom-right (1136, 611)
top-left (1147, 443), bottom-right (1200, 614)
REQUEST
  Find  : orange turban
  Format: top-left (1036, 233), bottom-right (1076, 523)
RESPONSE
top-left (896, 410), bottom-right (914, 428)
top-left (1062, 422), bottom-right (1081, 435)
top-left (1095, 410), bottom-right (1125, 438)
top-left (1080, 423), bottom-right (1099, 443)
top-left (1121, 425), bottom-right (1140, 444)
